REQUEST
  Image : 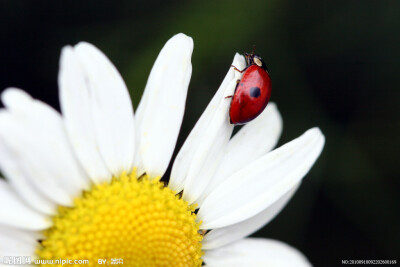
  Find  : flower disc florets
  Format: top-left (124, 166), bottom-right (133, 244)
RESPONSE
top-left (37, 171), bottom-right (203, 267)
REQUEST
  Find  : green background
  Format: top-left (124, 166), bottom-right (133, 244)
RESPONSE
top-left (0, 1), bottom-right (399, 265)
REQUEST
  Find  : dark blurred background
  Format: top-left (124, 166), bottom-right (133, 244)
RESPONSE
top-left (0, 0), bottom-right (399, 265)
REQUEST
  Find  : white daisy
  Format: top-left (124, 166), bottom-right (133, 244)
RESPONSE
top-left (0, 33), bottom-right (325, 266)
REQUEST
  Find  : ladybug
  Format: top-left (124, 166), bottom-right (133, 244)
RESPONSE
top-left (229, 51), bottom-right (272, 125)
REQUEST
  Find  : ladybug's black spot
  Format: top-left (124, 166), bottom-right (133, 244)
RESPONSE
top-left (249, 87), bottom-right (261, 98)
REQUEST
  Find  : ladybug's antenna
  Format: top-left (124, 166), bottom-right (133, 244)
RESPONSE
top-left (252, 45), bottom-right (256, 55)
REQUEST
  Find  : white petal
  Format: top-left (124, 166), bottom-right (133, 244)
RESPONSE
top-left (134, 33), bottom-right (193, 179)
top-left (61, 42), bottom-right (135, 180)
top-left (0, 138), bottom-right (55, 215)
top-left (0, 225), bottom-right (37, 257)
top-left (74, 42), bottom-right (135, 177)
top-left (202, 182), bottom-right (299, 249)
top-left (59, 47), bottom-right (112, 183)
top-left (169, 54), bottom-right (246, 204)
top-left (197, 103), bottom-right (282, 206)
top-left (198, 128), bottom-right (325, 229)
top-left (0, 180), bottom-right (50, 230)
top-left (203, 238), bottom-right (312, 267)
top-left (0, 89), bottom-right (89, 206)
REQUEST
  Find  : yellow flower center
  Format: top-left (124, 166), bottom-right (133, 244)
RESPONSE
top-left (37, 171), bottom-right (203, 267)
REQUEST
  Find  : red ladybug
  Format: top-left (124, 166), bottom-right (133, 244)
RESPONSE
top-left (229, 52), bottom-right (272, 125)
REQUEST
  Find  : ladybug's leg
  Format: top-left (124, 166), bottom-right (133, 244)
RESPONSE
top-left (225, 79), bottom-right (240, 99)
top-left (231, 65), bottom-right (245, 73)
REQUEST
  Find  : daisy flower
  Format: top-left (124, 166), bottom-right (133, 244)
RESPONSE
top-left (0, 33), bottom-right (324, 266)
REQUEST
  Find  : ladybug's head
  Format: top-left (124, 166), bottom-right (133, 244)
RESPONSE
top-left (245, 53), bottom-right (269, 72)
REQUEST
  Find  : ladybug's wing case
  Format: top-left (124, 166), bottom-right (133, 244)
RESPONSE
top-left (229, 65), bottom-right (271, 124)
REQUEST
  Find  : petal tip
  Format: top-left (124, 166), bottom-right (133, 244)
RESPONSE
top-left (74, 41), bottom-right (95, 50)
top-left (306, 127), bottom-right (325, 156)
top-left (233, 52), bottom-right (245, 61)
top-left (310, 127), bottom-right (324, 140)
top-left (73, 42), bottom-right (105, 59)
top-left (232, 53), bottom-right (246, 70)
top-left (59, 46), bottom-right (75, 71)
top-left (174, 33), bottom-right (193, 44)
top-left (1, 88), bottom-right (31, 109)
top-left (170, 33), bottom-right (194, 55)
top-left (60, 46), bottom-right (73, 59)
top-left (267, 101), bottom-right (277, 109)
